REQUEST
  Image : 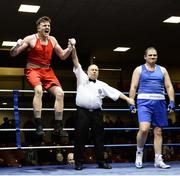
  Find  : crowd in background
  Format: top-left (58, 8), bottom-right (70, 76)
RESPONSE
top-left (0, 112), bottom-right (179, 167)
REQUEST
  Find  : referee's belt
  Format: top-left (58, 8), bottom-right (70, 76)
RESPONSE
top-left (77, 106), bottom-right (101, 112)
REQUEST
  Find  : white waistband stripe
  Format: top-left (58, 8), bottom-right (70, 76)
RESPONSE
top-left (137, 93), bottom-right (165, 100)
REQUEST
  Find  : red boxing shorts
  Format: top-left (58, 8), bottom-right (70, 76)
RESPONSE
top-left (24, 68), bottom-right (61, 90)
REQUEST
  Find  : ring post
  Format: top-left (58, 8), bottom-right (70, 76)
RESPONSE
top-left (13, 90), bottom-right (21, 149)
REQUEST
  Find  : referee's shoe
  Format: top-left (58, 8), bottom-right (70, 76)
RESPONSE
top-left (98, 162), bottom-right (112, 169)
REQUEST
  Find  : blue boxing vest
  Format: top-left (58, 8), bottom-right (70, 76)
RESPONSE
top-left (138, 64), bottom-right (165, 95)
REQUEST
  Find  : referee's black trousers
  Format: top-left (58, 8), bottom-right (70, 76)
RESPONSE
top-left (74, 107), bottom-right (105, 164)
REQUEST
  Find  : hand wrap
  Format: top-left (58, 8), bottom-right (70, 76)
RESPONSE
top-left (168, 101), bottom-right (175, 112)
top-left (129, 104), bottom-right (136, 112)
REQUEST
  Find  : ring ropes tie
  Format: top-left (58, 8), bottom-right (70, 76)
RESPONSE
top-left (13, 90), bottom-right (21, 149)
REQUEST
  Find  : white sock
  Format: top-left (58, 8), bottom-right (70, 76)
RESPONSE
top-left (155, 154), bottom-right (162, 159)
top-left (137, 146), bottom-right (143, 153)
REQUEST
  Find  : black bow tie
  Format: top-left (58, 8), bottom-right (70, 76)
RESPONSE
top-left (89, 78), bottom-right (96, 83)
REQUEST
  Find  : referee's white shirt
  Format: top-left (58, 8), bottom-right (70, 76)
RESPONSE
top-left (73, 64), bottom-right (122, 110)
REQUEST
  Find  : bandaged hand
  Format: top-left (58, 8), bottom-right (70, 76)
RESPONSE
top-left (10, 39), bottom-right (23, 55)
top-left (69, 38), bottom-right (76, 45)
top-left (129, 104), bottom-right (137, 113)
top-left (168, 101), bottom-right (175, 113)
top-left (68, 38), bottom-right (76, 52)
top-left (16, 39), bottom-right (23, 46)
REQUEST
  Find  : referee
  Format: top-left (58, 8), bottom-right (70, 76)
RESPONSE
top-left (71, 47), bottom-right (134, 170)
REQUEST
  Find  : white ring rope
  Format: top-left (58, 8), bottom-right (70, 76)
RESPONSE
top-left (0, 127), bottom-right (179, 132)
top-left (0, 143), bottom-right (180, 150)
top-left (0, 89), bottom-right (76, 94)
top-left (0, 108), bottom-right (129, 111)
top-left (1, 89), bottom-right (180, 95)
top-left (99, 68), bottom-right (122, 71)
top-left (0, 108), bottom-right (77, 111)
top-left (0, 144), bottom-right (136, 150)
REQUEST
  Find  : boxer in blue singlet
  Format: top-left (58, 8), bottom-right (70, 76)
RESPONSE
top-left (129, 47), bottom-right (175, 169)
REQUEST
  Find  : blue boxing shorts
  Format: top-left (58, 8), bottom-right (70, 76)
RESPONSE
top-left (137, 99), bottom-right (168, 127)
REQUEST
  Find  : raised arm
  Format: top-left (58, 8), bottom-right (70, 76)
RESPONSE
top-left (53, 37), bottom-right (75, 60)
top-left (71, 47), bottom-right (80, 68)
top-left (10, 37), bottom-right (29, 57)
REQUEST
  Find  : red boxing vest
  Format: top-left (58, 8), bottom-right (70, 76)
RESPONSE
top-left (27, 34), bottom-right (53, 66)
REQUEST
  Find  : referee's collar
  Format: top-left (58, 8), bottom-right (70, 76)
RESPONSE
top-left (89, 78), bottom-right (96, 83)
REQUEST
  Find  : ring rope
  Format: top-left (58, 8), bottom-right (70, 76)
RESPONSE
top-left (99, 68), bottom-right (122, 71)
top-left (1, 108), bottom-right (180, 112)
top-left (0, 127), bottom-right (180, 132)
top-left (0, 143), bottom-right (180, 151)
top-left (0, 89), bottom-right (76, 94)
top-left (1, 88), bottom-right (180, 151)
top-left (0, 108), bottom-right (130, 111)
top-left (1, 89), bottom-right (180, 96)
top-left (0, 108), bottom-right (77, 111)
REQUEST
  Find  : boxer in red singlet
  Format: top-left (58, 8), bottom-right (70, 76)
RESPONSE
top-left (10, 16), bottom-right (76, 137)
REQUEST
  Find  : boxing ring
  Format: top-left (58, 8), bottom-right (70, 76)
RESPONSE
top-left (0, 89), bottom-right (180, 175)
